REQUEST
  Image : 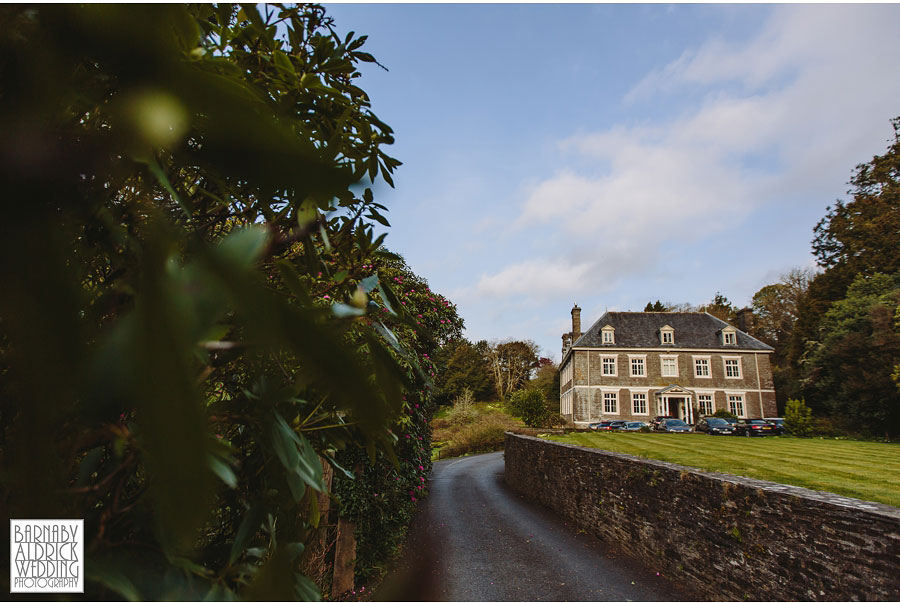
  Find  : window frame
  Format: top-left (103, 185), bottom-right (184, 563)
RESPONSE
top-left (660, 354), bottom-right (679, 378)
top-left (721, 328), bottom-right (737, 345)
top-left (697, 392), bottom-right (715, 416)
top-left (603, 390), bottom-right (619, 415)
top-left (631, 391), bottom-right (649, 416)
top-left (727, 393), bottom-right (745, 418)
top-left (660, 325), bottom-right (674, 345)
top-left (629, 354), bottom-right (647, 378)
top-left (693, 355), bottom-right (711, 378)
top-left (601, 325), bottom-right (616, 345)
top-left (600, 354), bottom-right (618, 377)
top-left (723, 356), bottom-right (742, 379)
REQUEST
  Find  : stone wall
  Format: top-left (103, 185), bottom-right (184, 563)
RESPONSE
top-left (504, 433), bottom-right (900, 601)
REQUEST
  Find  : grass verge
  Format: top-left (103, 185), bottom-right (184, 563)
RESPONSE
top-left (548, 432), bottom-right (900, 507)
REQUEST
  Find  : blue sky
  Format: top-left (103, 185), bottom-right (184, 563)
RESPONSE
top-left (323, 2), bottom-right (900, 361)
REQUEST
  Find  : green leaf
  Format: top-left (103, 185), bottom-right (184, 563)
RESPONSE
top-left (229, 504), bottom-right (265, 565)
top-left (216, 226), bottom-right (269, 271)
top-left (275, 260), bottom-right (313, 305)
top-left (359, 274), bottom-right (380, 293)
top-left (332, 303), bottom-right (365, 318)
top-left (308, 491), bottom-right (320, 529)
top-left (295, 574), bottom-right (322, 601)
top-left (367, 209), bottom-right (391, 228)
top-left (377, 279), bottom-right (402, 316)
top-left (87, 561), bottom-right (142, 602)
top-left (208, 455), bottom-right (237, 489)
top-left (273, 49), bottom-right (296, 77)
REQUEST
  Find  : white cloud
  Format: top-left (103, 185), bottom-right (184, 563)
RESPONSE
top-left (467, 259), bottom-right (594, 300)
top-left (498, 3), bottom-right (900, 305)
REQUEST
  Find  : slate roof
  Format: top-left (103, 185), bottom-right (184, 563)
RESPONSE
top-left (572, 312), bottom-right (774, 352)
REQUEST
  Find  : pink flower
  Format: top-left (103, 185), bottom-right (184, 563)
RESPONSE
top-left (418, 465), bottom-right (424, 470)
top-left (323, 294), bottom-right (330, 300)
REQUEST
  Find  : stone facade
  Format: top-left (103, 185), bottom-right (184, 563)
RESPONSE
top-left (505, 433), bottom-right (900, 602)
top-left (559, 309), bottom-right (776, 424)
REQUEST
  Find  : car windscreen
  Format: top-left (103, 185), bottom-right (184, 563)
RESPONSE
top-left (666, 420), bottom-right (686, 426)
top-left (707, 418), bottom-right (728, 426)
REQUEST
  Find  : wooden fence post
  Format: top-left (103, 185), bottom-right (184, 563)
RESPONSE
top-left (331, 516), bottom-right (356, 595)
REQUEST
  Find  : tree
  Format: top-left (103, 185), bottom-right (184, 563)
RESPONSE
top-left (789, 117), bottom-right (900, 403)
top-left (487, 339), bottom-right (539, 400)
top-left (800, 273), bottom-right (900, 437)
top-left (698, 292), bottom-right (737, 323)
top-left (750, 268), bottom-right (816, 408)
top-left (530, 358), bottom-right (561, 411)
top-left (751, 268), bottom-right (815, 349)
top-left (0, 5), bottom-right (425, 599)
top-left (433, 338), bottom-right (494, 405)
top-left (812, 117), bottom-right (900, 277)
top-left (644, 300), bottom-right (667, 311)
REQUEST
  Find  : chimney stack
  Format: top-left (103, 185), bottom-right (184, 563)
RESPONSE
top-left (571, 303), bottom-right (582, 341)
top-left (561, 332), bottom-right (572, 357)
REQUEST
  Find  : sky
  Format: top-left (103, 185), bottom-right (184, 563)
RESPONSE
top-left (323, 2), bottom-right (900, 362)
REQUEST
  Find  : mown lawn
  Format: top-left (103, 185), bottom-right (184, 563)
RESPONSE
top-left (548, 432), bottom-right (900, 507)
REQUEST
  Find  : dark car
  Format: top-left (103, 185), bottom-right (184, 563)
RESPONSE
top-left (608, 420), bottom-right (628, 430)
top-left (695, 417), bottom-right (734, 435)
top-left (660, 419), bottom-right (692, 433)
top-left (651, 416), bottom-right (675, 431)
top-left (764, 417), bottom-right (786, 435)
top-left (621, 421), bottom-right (648, 431)
top-left (733, 419), bottom-right (777, 437)
top-left (588, 421), bottom-right (615, 431)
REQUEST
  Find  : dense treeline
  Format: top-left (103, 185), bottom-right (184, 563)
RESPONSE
top-left (0, 4), bottom-right (459, 598)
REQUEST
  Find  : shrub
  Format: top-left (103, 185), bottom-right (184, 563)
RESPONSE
top-left (785, 398), bottom-right (814, 437)
top-left (507, 388), bottom-right (549, 427)
top-left (712, 409), bottom-right (739, 420)
top-left (446, 388), bottom-right (477, 426)
top-left (438, 414), bottom-right (519, 457)
top-left (542, 412), bottom-right (567, 428)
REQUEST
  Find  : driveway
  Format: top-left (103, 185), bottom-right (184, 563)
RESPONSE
top-left (376, 451), bottom-right (693, 601)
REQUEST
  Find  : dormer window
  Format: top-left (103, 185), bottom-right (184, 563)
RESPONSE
top-left (660, 325), bottom-right (674, 345)
top-left (601, 325), bottom-right (615, 344)
top-left (721, 327), bottom-right (737, 345)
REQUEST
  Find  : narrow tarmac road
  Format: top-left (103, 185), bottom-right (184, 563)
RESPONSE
top-left (377, 451), bottom-right (692, 601)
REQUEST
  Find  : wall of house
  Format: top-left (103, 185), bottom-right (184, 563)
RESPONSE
top-left (566, 349), bottom-right (777, 422)
top-left (504, 433), bottom-right (900, 602)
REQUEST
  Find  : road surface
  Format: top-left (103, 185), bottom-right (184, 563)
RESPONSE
top-left (376, 451), bottom-right (694, 601)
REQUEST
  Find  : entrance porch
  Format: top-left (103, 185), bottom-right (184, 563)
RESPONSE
top-left (654, 384), bottom-right (696, 424)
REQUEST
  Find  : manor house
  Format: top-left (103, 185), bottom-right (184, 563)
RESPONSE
top-left (559, 305), bottom-right (776, 426)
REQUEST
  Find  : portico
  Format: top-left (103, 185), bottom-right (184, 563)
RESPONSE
top-left (654, 384), bottom-right (695, 424)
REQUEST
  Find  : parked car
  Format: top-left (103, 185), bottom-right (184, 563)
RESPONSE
top-left (695, 417), bottom-right (735, 435)
top-left (608, 420), bottom-right (628, 430)
top-left (764, 417), bottom-right (787, 435)
top-left (588, 421), bottom-right (615, 431)
top-left (621, 421), bottom-right (648, 431)
top-left (651, 416), bottom-right (675, 430)
top-left (733, 419), bottom-right (777, 437)
top-left (659, 419), bottom-right (692, 433)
